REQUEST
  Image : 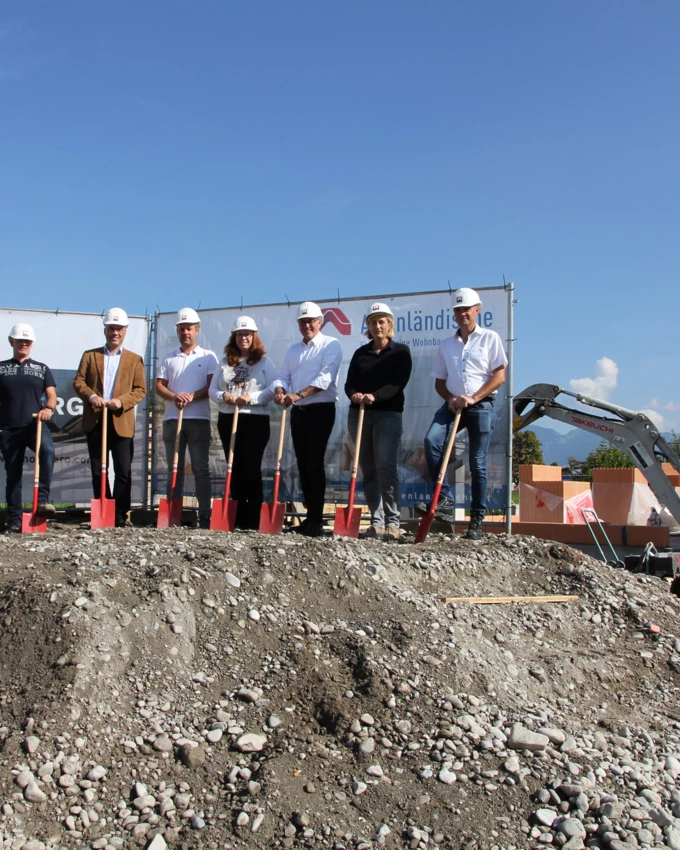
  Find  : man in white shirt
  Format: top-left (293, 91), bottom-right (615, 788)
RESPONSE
top-left (156, 308), bottom-right (218, 528)
top-left (273, 301), bottom-right (342, 537)
top-left (416, 288), bottom-right (507, 540)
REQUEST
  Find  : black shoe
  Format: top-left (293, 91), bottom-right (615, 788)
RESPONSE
top-left (301, 522), bottom-right (324, 538)
top-left (434, 496), bottom-right (454, 521)
top-left (285, 518), bottom-right (308, 534)
top-left (414, 501), bottom-right (429, 517)
top-left (37, 502), bottom-right (56, 517)
top-left (5, 524), bottom-right (21, 534)
top-left (115, 518), bottom-right (133, 528)
top-left (198, 515), bottom-right (211, 530)
top-left (464, 516), bottom-right (483, 540)
top-left (415, 495), bottom-right (454, 518)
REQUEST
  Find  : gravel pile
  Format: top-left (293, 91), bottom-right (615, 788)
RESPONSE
top-left (0, 524), bottom-right (678, 850)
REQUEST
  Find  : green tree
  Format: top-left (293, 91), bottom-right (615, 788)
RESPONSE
top-left (668, 430), bottom-right (680, 458)
top-left (580, 440), bottom-right (635, 482)
top-left (565, 456), bottom-right (587, 480)
top-left (512, 428), bottom-right (544, 484)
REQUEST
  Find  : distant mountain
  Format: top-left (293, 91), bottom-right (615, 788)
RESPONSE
top-left (528, 426), bottom-right (678, 469)
top-left (529, 426), bottom-right (601, 469)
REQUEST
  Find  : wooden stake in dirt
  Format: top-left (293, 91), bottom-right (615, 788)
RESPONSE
top-left (443, 595), bottom-right (579, 605)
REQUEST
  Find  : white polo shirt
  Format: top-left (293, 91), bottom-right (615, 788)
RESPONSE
top-left (157, 345), bottom-right (219, 420)
top-left (432, 325), bottom-right (507, 398)
top-left (273, 331), bottom-right (342, 405)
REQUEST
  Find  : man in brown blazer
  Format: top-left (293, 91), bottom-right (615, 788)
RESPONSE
top-left (73, 308), bottom-right (147, 527)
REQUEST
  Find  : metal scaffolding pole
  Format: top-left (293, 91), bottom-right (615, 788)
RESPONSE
top-left (505, 281), bottom-right (516, 535)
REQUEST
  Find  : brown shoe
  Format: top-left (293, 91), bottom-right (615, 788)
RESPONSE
top-left (383, 526), bottom-right (401, 541)
top-left (361, 525), bottom-right (384, 539)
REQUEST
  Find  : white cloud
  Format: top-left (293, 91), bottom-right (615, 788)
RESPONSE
top-left (569, 357), bottom-right (619, 401)
top-left (640, 409), bottom-right (668, 429)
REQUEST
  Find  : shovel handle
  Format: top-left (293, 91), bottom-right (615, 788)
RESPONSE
top-left (222, 406), bottom-right (239, 507)
top-left (428, 409), bottom-right (462, 512)
top-left (414, 410), bottom-right (462, 545)
top-left (227, 405), bottom-right (239, 466)
top-left (436, 410), bottom-right (461, 484)
top-left (169, 409), bottom-right (184, 492)
top-left (32, 417), bottom-right (42, 509)
top-left (100, 408), bottom-right (108, 501)
top-left (346, 403), bottom-right (365, 509)
top-left (271, 408), bottom-right (287, 505)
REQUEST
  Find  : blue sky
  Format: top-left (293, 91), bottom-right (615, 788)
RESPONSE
top-left (2, 1), bottom-right (679, 432)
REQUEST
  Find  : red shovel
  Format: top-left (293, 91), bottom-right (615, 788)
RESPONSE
top-left (90, 410), bottom-right (116, 529)
top-left (210, 406), bottom-right (239, 532)
top-left (259, 407), bottom-right (288, 535)
top-left (415, 410), bottom-right (461, 544)
top-left (333, 403), bottom-right (365, 538)
top-left (157, 409), bottom-right (184, 528)
top-left (22, 417), bottom-right (47, 534)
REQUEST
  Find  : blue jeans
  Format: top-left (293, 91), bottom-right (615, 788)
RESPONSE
top-left (423, 401), bottom-right (496, 518)
top-left (348, 408), bottom-right (403, 529)
top-left (163, 418), bottom-right (212, 518)
top-left (0, 423), bottom-right (55, 526)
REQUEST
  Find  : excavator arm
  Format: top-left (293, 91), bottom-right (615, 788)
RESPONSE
top-left (514, 383), bottom-right (680, 526)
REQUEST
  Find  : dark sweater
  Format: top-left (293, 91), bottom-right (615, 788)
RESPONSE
top-left (344, 340), bottom-right (412, 412)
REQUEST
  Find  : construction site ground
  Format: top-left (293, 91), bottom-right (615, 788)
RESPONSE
top-left (1, 521), bottom-right (680, 850)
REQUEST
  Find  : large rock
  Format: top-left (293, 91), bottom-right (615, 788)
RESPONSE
top-left (234, 733), bottom-right (267, 753)
top-left (507, 723), bottom-right (549, 752)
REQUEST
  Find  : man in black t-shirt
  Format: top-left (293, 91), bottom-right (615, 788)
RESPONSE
top-left (0, 323), bottom-right (58, 531)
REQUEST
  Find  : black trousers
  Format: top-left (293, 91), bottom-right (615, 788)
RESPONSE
top-left (218, 413), bottom-right (270, 530)
top-left (86, 412), bottom-right (134, 523)
top-left (290, 403), bottom-right (335, 525)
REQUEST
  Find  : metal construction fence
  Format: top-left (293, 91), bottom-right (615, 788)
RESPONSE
top-left (0, 286), bottom-right (515, 522)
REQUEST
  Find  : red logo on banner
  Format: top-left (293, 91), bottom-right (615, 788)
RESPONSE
top-left (322, 307), bottom-right (352, 335)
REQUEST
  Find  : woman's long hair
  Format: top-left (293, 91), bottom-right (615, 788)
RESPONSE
top-left (224, 331), bottom-right (266, 367)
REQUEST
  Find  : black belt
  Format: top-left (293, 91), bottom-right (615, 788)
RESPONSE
top-left (473, 395), bottom-right (495, 406)
top-left (291, 402), bottom-right (335, 412)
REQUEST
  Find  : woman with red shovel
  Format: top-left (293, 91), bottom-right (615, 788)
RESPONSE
top-left (344, 303), bottom-right (412, 541)
top-left (209, 316), bottom-right (276, 530)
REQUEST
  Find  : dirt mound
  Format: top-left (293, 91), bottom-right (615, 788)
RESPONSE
top-left (0, 526), bottom-right (679, 850)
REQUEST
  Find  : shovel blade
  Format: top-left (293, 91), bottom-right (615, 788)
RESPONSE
top-left (209, 498), bottom-right (238, 532)
top-left (414, 512), bottom-right (435, 544)
top-left (333, 505), bottom-right (362, 538)
top-left (157, 497), bottom-right (183, 528)
top-left (259, 501), bottom-right (285, 535)
top-left (90, 498), bottom-right (116, 529)
top-left (21, 512), bottom-right (47, 534)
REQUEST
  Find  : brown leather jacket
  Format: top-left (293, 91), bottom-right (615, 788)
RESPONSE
top-left (73, 348), bottom-right (147, 437)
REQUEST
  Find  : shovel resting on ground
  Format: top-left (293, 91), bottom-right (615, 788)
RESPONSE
top-left (157, 408), bottom-right (184, 528)
top-left (333, 403), bottom-right (365, 538)
top-left (22, 416), bottom-right (47, 534)
top-left (415, 409), bottom-right (461, 544)
top-left (259, 407), bottom-right (287, 535)
top-left (90, 409), bottom-right (116, 529)
top-left (210, 406), bottom-right (239, 532)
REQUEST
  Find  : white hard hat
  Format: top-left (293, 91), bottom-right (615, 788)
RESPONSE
top-left (296, 301), bottom-right (323, 321)
top-left (365, 301), bottom-right (394, 321)
top-left (175, 307), bottom-right (201, 325)
top-left (103, 307), bottom-right (129, 327)
top-left (231, 315), bottom-right (258, 333)
top-left (9, 323), bottom-right (35, 342)
top-left (453, 288), bottom-right (482, 309)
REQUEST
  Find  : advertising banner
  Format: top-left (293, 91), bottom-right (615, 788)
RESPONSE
top-left (0, 309), bottom-right (151, 507)
top-left (154, 287), bottom-right (511, 514)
